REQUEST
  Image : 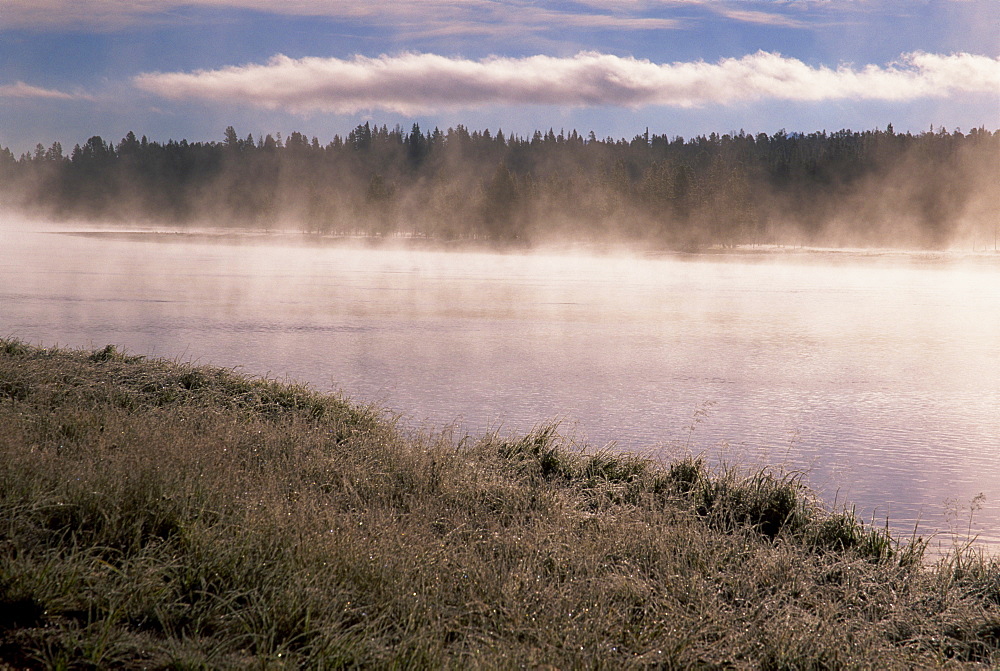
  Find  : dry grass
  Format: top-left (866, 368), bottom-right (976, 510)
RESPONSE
top-left (2, 338), bottom-right (999, 669)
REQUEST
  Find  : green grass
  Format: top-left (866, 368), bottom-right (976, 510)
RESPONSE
top-left (1, 338), bottom-right (999, 668)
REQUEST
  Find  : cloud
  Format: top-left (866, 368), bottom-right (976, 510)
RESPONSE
top-left (2, 0), bottom-right (912, 32)
top-left (6, 0), bottom-right (994, 48)
top-left (0, 0), bottom-right (679, 31)
top-left (0, 81), bottom-right (81, 100)
top-left (715, 8), bottom-right (809, 28)
top-left (134, 51), bottom-right (1000, 114)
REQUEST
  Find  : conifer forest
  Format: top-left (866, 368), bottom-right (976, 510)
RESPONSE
top-left (3, 123), bottom-right (997, 249)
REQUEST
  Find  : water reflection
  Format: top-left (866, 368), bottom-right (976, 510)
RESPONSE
top-left (2, 221), bottom-right (999, 551)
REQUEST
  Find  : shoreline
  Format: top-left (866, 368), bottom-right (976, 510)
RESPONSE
top-left (44, 224), bottom-right (1000, 265)
top-left (2, 339), bottom-right (999, 667)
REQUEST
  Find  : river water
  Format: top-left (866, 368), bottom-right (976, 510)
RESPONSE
top-left (3, 220), bottom-right (999, 551)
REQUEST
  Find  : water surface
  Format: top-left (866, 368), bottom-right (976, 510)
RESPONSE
top-left (3, 221), bottom-right (998, 550)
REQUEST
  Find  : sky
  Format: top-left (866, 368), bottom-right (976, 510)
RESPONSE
top-left (1, 0), bottom-right (998, 155)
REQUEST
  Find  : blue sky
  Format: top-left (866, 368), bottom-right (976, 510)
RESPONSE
top-left (1, 1), bottom-right (998, 154)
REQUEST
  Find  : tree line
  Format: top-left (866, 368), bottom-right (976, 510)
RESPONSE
top-left (2, 122), bottom-right (997, 249)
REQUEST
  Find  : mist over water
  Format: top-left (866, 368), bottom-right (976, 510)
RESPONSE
top-left (3, 218), bottom-right (1000, 551)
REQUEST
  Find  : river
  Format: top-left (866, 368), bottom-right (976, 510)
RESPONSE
top-left (3, 219), bottom-right (999, 551)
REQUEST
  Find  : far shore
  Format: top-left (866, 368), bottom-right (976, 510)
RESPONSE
top-left (43, 224), bottom-right (1000, 265)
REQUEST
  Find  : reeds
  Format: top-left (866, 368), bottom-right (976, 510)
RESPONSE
top-left (1, 338), bottom-right (998, 668)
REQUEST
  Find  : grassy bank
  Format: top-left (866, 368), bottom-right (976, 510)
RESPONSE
top-left (2, 339), bottom-right (999, 669)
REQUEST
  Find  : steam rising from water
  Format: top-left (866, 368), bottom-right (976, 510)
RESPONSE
top-left (3, 215), bottom-right (1000, 551)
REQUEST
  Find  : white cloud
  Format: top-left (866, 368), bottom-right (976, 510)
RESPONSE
top-left (0, 81), bottom-right (80, 100)
top-left (133, 51), bottom-right (1000, 114)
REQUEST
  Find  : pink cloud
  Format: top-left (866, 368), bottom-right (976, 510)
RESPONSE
top-left (134, 51), bottom-right (1000, 114)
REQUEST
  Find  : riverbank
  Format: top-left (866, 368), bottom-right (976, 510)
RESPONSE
top-left (1, 339), bottom-right (998, 668)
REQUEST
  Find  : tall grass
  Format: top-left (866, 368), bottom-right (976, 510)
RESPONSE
top-left (1, 338), bottom-right (998, 668)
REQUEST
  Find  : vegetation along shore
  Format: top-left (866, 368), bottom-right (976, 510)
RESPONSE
top-left (2, 338), bottom-right (1000, 668)
top-left (5, 124), bottom-right (998, 250)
